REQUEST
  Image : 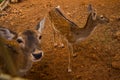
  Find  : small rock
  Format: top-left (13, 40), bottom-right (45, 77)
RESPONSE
top-left (76, 75), bottom-right (82, 79)
top-left (112, 61), bottom-right (120, 69)
top-left (116, 17), bottom-right (120, 21)
top-left (20, 15), bottom-right (25, 19)
top-left (114, 31), bottom-right (120, 41)
top-left (112, 54), bottom-right (120, 69)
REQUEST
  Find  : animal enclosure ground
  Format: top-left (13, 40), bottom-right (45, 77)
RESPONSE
top-left (0, 0), bottom-right (120, 80)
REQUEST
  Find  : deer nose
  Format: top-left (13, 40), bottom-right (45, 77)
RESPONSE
top-left (31, 51), bottom-right (44, 62)
top-left (32, 52), bottom-right (43, 59)
top-left (17, 38), bottom-right (23, 43)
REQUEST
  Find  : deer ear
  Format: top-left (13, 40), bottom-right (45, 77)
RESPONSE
top-left (88, 4), bottom-right (93, 13)
top-left (88, 4), bottom-right (97, 20)
top-left (36, 17), bottom-right (46, 33)
top-left (0, 27), bottom-right (17, 40)
top-left (92, 12), bottom-right (97, 20)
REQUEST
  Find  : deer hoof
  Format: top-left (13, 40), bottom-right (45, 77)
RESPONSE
top-left (54, 43), bottom-right (58, 47)
top-left (59, 43), bottom-right (64, 48)
top-left (68, 68), bottom-right (72, 72)
top-left (72, 53), bottom-right (77, 57)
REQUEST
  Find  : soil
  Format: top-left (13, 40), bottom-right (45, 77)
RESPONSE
top-left (0, 0), bottom-right (120, 80)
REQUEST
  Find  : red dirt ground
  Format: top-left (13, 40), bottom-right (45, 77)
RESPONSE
top-left (0, 0), bottom-right (120, 80)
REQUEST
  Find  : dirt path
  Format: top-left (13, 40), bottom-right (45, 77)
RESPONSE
top-left (0, 0), bottom-right (120, 80)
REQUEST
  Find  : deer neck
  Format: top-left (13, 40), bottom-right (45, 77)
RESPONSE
top-left (71, 13), bottom-right (99, 43)
top-left (84, 13), bottom-right (98, 30)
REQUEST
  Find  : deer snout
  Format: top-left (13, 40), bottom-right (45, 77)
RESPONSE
top-left (31, 50), bottom-right (44, 62)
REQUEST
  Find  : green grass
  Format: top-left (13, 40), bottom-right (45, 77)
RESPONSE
top-left (0, 0), bottom-right (3, 3)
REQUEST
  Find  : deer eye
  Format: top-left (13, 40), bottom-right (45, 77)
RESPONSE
top-left (100, 15), bottom-right (104, 19)
top-left (17, 39), bottom-right (23, 43)
top-left (39, 35), bottom-right (42, 39)
top-left (100, 16), bottom-right (104, 19)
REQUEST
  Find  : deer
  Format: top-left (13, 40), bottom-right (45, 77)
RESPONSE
top-left (49, 5), bottom-right (109, 72)
top-left (0, 0), bottom-right (20, 11)
top-left (0, 18), bottom-right (45, 76)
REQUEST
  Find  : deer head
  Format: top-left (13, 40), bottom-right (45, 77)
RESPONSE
top-left (16, 18), bottom-right (45, 62)
top-left (0, 18), bottom-right (45, 76)
top-left (88, 4), bottom-right (109, 24)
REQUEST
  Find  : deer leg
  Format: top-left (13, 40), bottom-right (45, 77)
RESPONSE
top-left (68, 43), bottom-right (72, 72)
top-left (53, 29), bottom-right (58, 47)
top-left (58, 34), bottom-right (64, 48)
top-left (53, 29), bottom-right (64, 48)
top-left (67, 43), bottom-right (77, 57)
top-left (51, 21), bottom-right (57, 47)
top-left (71, 44), bottom-right (77, 57)
top-left (51, 21), bottom-right (64, 48)
top-left (65, 39), bottom-right (72, 72)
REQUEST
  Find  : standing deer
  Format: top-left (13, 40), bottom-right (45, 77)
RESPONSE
top-left (49, 5), bottom-right (109, 72)
top-left (0, 18), bottom-right (45, 76)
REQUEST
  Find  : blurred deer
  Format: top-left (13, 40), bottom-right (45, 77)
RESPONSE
top-left (0, 18), bottom-right (45, 76)
top-left (0, 0), bottom-right (20, 11)
top-left (10, 0), bottom-right (19, 3)
top-left (49, 5), bottom-right (109, 72)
